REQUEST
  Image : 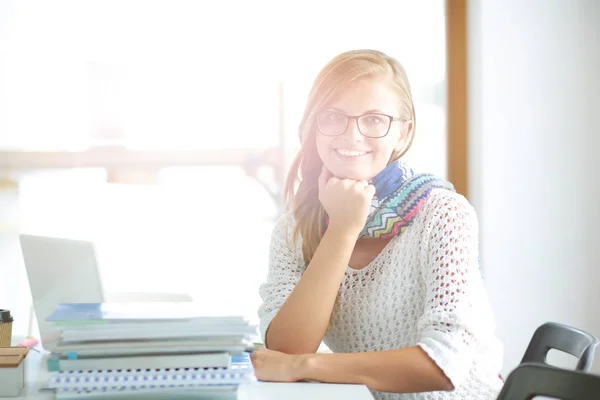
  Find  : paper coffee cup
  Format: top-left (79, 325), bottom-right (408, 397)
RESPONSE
top-left (0, 309), bottom-right (13, 346)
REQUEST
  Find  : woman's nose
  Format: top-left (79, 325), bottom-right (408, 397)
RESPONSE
top-left (341, 118), bottom-right (363, 141)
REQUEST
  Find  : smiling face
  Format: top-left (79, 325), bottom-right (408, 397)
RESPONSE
top-left (316, 78), bottom-right (412, 181)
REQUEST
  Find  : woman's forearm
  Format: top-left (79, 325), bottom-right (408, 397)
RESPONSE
top-left (297, 346), bottom-right (454, 393)
top-left (265, 225), bottom-right (357, 354)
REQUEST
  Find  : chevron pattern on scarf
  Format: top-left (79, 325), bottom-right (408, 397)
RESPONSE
top-left (360, 173), bottom-right (455, 239)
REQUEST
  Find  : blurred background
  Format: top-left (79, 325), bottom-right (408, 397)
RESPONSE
top-left (0, 0), bottom-right (598, 378)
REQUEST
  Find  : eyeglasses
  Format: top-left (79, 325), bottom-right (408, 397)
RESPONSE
top-left (316, 110), bottom-right (406, 138)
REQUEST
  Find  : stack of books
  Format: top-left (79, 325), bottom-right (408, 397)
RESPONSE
top-left (44, 302), bottom-right (256, 373)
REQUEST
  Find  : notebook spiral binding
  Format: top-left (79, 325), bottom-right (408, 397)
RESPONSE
top-left (49, 366), bottom-right (256, 392)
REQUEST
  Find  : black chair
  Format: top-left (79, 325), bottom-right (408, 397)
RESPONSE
top-left (497, 362), bottom-right (600, 400)
top-left (521, 322), bottom-right (599, 372)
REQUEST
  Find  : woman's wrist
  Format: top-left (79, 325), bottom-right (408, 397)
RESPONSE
top-left (326, 221), bottom-right (362, 240)
top-left (293, 353), bottom-right (317, 381)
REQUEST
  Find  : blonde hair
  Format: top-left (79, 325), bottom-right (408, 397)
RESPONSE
top-left (284, 49), bottom-right (416, 263)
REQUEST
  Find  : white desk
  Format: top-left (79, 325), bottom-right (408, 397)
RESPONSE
top-left (16, 351), bottom-right (374, 400)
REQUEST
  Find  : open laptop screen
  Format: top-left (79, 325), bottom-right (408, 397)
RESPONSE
top-left (19, 234), bottom-right (104, 351)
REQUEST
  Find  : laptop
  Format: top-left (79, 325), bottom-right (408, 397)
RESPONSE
top-left (19, 234), bottom-right (105, 352)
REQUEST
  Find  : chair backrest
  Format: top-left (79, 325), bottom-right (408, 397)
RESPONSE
top-left (521, 322), bottom-right (599, 371)
top-left (497, 362), bottom-right (600, 400)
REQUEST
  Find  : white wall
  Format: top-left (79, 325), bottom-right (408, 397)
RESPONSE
top-left (0, 0), bottom-right (13, 140)
top-left (468, 0), bottom-right (600, 376)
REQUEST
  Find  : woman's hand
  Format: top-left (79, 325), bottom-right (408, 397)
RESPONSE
top-left (318, 168), bottom-right (376, 236)
top-left (250, 348), bottom-right (307, 382)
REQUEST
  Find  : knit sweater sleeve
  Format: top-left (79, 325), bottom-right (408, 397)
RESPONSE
top-left (416, 190), bottom-right (484, 388)
top-left (257, 213), bottom-right (306, 343)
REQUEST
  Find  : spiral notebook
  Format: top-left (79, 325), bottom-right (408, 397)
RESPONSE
top-left (48, 365), bottom-right (255, 399)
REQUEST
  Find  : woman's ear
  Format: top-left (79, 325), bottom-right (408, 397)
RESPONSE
top-left (395, 120), bottom-right (414, 151)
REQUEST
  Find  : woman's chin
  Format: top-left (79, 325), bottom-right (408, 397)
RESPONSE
top-left (331, 170), bottom-right (372, 181)
top-left (327, 163), bottom-right (376, 181)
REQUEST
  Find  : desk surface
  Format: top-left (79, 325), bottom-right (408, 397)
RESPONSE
top-left (17, 351), bottom-right (375, 400)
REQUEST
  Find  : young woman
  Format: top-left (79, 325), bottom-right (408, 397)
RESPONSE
top-left (252, 49), bottom-right (503, 400)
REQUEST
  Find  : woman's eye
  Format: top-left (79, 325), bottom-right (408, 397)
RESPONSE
top-left (366, 116), bottom-right (383, 125)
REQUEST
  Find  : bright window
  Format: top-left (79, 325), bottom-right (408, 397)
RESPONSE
top-left (0, 0), bottom-right (446, 337)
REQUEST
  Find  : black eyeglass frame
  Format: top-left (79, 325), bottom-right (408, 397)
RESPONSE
top-left (316, 111), bottom-right (407, 138)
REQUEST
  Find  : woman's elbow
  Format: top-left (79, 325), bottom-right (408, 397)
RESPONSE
top-left (438, 375), bottom-right (455, 391)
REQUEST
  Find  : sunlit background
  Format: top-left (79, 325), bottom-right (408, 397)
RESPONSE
top-left (0, 0), bottom-right (447, 339)
top-left (2, 0), bottom-right (600, 379)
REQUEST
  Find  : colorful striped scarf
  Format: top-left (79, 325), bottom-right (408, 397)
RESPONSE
top-left (360, 161), bottom-right (455, 239)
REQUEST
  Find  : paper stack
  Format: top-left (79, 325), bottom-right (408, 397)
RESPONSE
top-left (43, 302), bottom-right (257, 398)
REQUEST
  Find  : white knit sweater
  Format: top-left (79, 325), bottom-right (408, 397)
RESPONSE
top-left (258, 189), bottom-right (504, 400)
